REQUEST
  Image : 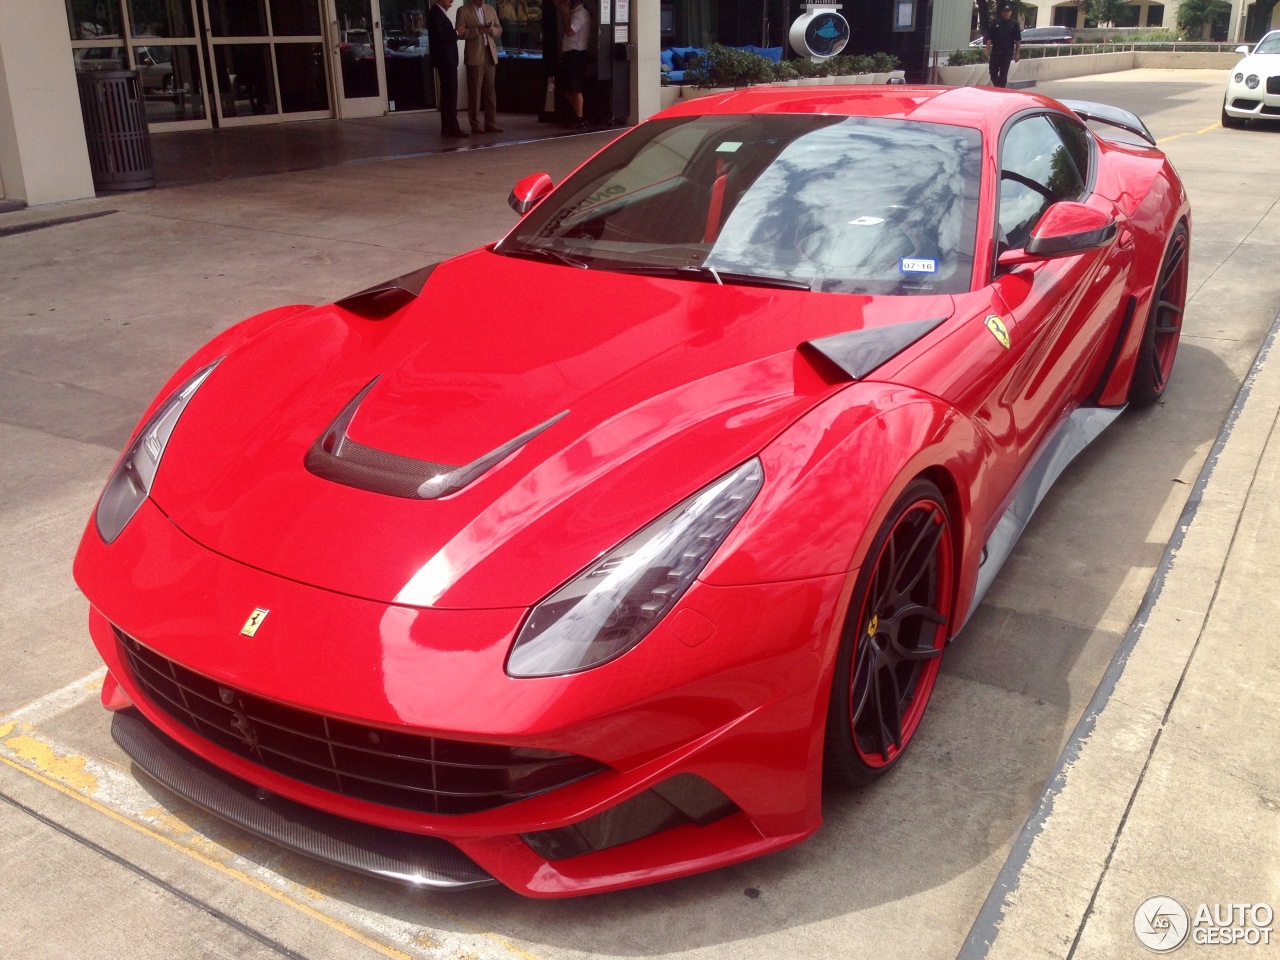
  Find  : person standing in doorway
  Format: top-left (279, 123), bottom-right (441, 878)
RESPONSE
top-left (984, 2), bottom-right (1021, 88)
top-left (458, 0), bottom-right (502, 133)
top-left (554, 0), bottom-right (590, 129)
top-left (428, 0), bottom-right (468, 138)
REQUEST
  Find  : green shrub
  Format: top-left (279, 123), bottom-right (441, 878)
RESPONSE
top-left (826, 54), bottom-right (854, 75)
top-left (772, 59), bottom-right (800, 81)
top-left (694, 43), bottom-right (776, 87)
top-left (870, 52), bottom-right (900, 73)
top-left (947, 48), bottom-right (987, 66)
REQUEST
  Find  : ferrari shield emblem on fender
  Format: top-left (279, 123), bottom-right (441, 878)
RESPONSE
top-left (985, 315), bottom-right (1011, 350)
top-left (240, 608), bottom-right (269, 637)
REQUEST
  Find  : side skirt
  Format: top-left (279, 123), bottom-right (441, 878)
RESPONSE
top-left (961, 405), bottom-right (1126, 631)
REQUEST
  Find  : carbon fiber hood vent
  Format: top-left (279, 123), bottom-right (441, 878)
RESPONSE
top-left (304, 375), bottom-right (568, 499)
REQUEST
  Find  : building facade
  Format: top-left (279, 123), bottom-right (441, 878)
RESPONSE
top-left (3, 1), bottom-right (1278, 207)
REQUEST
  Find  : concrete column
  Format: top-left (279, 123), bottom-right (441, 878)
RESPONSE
top-left (632, 0), bottom-right (660, 122)
top-left (0, 0), bottom-right (96, 205)
top-left (932, 0), bottom-right (976, 71)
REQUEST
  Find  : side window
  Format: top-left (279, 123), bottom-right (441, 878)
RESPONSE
top-left (1049, 115), bottom-right (1091, 186)
top-left (997, 115), bottom-right (1088, 252)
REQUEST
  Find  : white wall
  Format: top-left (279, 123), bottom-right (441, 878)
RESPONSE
top-left (0, 1), bottom-right (95, 205)
top-left (634, 0), bottom-right (661, 121)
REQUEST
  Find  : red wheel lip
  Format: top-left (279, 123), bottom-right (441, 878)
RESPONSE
top-left (849, 497), bottom-right (955, 769)
top-left (1152, 232), bottom-right (1189, 392)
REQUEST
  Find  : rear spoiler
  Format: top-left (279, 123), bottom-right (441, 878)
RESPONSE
top-left (1059, 99), bottom-right (1156, 146)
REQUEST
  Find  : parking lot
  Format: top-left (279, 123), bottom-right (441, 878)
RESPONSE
top-left (2, 69), bottom-right (1279, 960)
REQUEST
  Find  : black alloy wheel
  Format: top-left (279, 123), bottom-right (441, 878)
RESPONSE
top-left (1129, 221), bottom-right (1189, 407)
top-left (824, 477), bottom-right (955, 787)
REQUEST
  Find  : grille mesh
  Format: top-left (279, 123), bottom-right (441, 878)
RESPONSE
top-left (116, 629), bottom-right (603, 815)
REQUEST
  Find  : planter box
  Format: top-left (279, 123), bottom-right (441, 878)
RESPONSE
top-left (658, 85), bottom-right (681, 110)
top-left (797, 76), bottom-right (823, 86)
top-left (937, 63), bottom-right (987, 86)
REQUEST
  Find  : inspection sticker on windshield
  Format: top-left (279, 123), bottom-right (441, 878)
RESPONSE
top-left (716, 141), bottom-right (742, 153)
top-left (900, 258), bottom-right (937, 274)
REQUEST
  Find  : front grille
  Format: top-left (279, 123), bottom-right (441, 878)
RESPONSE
top-left (1263, 105), bottom-right (1280, 116)
top-left (116, 629), bottom-right (604, 815)
top-left (1267, 76), bottom-right (1280, 95)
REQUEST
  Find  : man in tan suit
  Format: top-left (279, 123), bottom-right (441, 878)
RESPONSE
top-left (457, 0), bottom-right (502, 133)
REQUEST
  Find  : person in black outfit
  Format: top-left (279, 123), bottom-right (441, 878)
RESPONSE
top-left (984, 2), bottom-right (1021, 88)
top-left (428, 0), bottom-right (468, 137)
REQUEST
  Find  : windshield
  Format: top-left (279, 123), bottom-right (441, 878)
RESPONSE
top-left (498, 114), bottom-right (983, 295)
top-left (1255, 32), bottom-right (1280, 55)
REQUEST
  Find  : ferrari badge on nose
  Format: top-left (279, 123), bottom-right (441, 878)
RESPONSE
top-left (240, 607), bottom-right (269, 637)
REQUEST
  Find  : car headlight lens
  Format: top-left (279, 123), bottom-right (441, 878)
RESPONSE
top-left (506, 460), bottom-right (765, 677)
top-left (95, 360), bottom-right (221, 543)
top-left (1246, 74), bottom-right (1260, 89)
top-left (1233, 72), bottom-right (1244, 83)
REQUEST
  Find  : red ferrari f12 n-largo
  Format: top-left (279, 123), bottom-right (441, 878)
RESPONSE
top-left (75, 85), bottom-right (1189, 897)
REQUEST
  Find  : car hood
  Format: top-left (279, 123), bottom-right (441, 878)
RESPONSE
top-left (151, 249), bottom-right (953, 608)
top-left (1234, 53), bottom-right (1280, 76)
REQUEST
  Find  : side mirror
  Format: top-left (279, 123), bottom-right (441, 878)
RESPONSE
top-left (1236, 44), bottom-right (1251, 56)
top-left (508, 173), bottom-right (554, 215)
top-left (998, 202), bottom-right (1117, 268)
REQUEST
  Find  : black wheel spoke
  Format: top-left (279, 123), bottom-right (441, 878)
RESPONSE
top-left (850, 640), bottom-right (877, 726)
top-left (1160, 240), bottom-right (1187, 286)
top-left (880, 668), bottom-right (903, 752)
top-left (1154, 301), bottom-right (1183, 333)
top-left (888, 508), bottom-right (942, 596)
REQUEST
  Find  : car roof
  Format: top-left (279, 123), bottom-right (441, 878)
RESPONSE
top-left (658, 85), bottom-right (1073, 133)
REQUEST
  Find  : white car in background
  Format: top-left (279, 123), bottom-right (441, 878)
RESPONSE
top-left (1223, 30), bottom-right (1280, 127)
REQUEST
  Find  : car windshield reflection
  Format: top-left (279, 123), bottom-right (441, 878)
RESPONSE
top-left (498, 114), bottom-right (983, 295)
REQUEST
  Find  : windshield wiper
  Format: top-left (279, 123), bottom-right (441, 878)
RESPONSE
top-left (705, 268), bottom-right (813, 291)
top-left (607, 264), bottom-right (812, 291)
top-left (497, 243), bottom-right (589, 269)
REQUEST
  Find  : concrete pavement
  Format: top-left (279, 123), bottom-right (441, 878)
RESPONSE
top-left (2, 70), bottom-right (1278, 959)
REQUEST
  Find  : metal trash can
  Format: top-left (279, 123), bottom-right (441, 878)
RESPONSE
top-left (77, 70), bottom-right (155, 191)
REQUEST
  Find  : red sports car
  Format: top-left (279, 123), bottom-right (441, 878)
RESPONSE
top-left (75, 86), bottom-right (1189, 897)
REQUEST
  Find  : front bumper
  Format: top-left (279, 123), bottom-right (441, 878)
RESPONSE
top-left (1223, 77), bottom-right (1280, 119)
top-left (76, 500), bottom-right (845, 896)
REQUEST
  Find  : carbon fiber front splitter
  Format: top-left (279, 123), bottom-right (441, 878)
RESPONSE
top-left (111, 709), bottom-right (497, 890)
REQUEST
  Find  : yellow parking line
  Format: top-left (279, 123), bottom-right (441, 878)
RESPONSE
top-left (1, 738), bottom-right (548, 960)
top-left (1157, 122), bottom-right (1221, 144)
top-left (1, 750), bottom-right (417, 960)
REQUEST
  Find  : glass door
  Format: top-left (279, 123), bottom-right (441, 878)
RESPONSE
top-left (204, 0), bottom-right (331, 125)
top-left (325, 0), bottom-right (387, 118)
top-left (66, 0), bottom-right (211, 129)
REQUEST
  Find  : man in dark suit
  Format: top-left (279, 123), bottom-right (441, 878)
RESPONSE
top-left (428, 0), bottom-right (468, 137)
top-left (984, 2), bottom-right (1021, 88)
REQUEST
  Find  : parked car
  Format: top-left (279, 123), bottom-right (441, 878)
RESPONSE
top-left (135, 45), bottom-right (174, 93)
top-left (77, 85), bottom-right (1190, 898)
top-left (1222, 29), bottom-right (1280, 128)
top-left (1021, 25), bottom-right (1074, 44)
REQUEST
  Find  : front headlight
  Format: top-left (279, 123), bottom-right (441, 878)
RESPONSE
top-left (95, 360), bottom-right (221, 543)
top-left (1246, 74), bottom-right (1260, 89)
top-left (1233, 71), bottom-right (1244, 83)
top-left (506, 460), bottom-right (765, 678)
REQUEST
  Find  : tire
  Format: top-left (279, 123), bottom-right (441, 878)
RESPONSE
top-left (1129, 222), bottom-right (1188, 407)
top-left (1221, 103), bottom-right (1245, 129)
top-left (824, 477), bottom-right (955, 787)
